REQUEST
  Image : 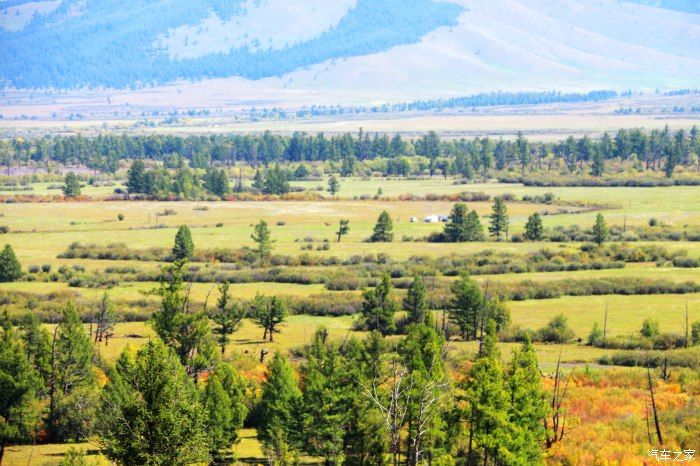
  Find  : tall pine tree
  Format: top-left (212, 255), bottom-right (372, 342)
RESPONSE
top-left (258, 352), bottom-right (301, 464)
top-left (172, 225), bottom-right (194, 260)
top-left (361, 274), bottom-right (397, 335)
top-left (370, 211), bottom-right (394, 242)
top-left (489, 197), bottom-right (509, 240)
top-left (403, 276), bottom-right (429, 324)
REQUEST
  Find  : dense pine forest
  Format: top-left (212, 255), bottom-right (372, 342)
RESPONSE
top-left (2, 127), bottom-right (698, 193)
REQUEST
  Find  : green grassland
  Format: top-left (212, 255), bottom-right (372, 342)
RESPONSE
top-left (507, 294), bottom-right (699, 338)
top-left (0, 177), bottom-right (699, 464)
top-left (2, 183), bottom-right (700, 270)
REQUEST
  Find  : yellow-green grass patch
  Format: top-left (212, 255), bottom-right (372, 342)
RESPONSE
top-left (507, 293), bottom-right (700, 338)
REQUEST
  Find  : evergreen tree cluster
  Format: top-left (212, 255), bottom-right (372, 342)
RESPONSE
top-left (4, 126), bottom-right (698, 179)
top-left (0, 239), bottom-right (554, 466)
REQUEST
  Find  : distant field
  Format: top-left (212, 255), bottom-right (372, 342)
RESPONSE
top-left (42, 315), bottom-right (626, 373)
top-left (507, 293), bottom-right (699, 337)
top-left (0, 175), bottom-right (697, 466)
top-left (1, 180), bottom-right (699, 269)
top-left (2, 428), bottom-right (271, 466)
top-left (2, 112), bottom-right (699, 142)
top-left (55, 314), bottom-right (363, 362)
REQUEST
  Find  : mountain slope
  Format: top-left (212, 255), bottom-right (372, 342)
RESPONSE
top-left (0, 0), bottom-right (699, 107)
top-left (258, 0), bottom-right (700, 102)
top-left (0, 0), bottom-right (463, 88)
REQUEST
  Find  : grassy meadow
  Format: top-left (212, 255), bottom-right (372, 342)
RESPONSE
top-left (1, 176), bottom-right (699, 465)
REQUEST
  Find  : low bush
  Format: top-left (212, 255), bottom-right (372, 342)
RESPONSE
top-left (599, 346), bottom-right (700, 369)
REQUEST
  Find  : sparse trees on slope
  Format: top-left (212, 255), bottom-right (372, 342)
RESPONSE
top-left (151, 260), bottom-right (213, 377)
top-left (506, 336), bottom-right (549, 465)
top-left (18, 313), bottom-right (52, 386)
top-left (48, 303), bottom-right (96, 442)
top-left (463, 321), bottom-right (516, 465)
top-left (400, 323), bottom-right (450, 465)
top-left (297, 328), bottom-right (351, 464)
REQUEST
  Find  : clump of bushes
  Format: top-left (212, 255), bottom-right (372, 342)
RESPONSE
top-left (324, 272), bottom-right (364, 291)
top-left (156, 208), bottom-right (177, 216)
top-left (534, 314), bottom-right (576, 343)
top-left (599, 346), bottom-right (700, 369)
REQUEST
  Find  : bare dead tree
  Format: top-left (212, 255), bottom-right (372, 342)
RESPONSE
top-left (359, 354), bottom-right (414, 466)
top-left (94, 293), bottom-right (115, 346)
top-left (660, 355), bottom-right (671, 382)
top-left (603, 304), bottom-right (608, 348)
top-left (647, 367), bottom-right (663, 444)
top-left (645, 402), bottom-right (653, 445)
top-left (545, 345), bottom-right (575, 448)
top-left (201, 285), bottom-right (213, 314)
top-left (407, 353), bottom-right (451, 466)
top-left (685, 297), bottom-right (690, 348)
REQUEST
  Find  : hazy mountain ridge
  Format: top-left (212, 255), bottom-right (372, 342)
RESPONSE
top-left (0, 0), bottom-right (462, 88)
top-left (0, 0), bottom-right (699, 106)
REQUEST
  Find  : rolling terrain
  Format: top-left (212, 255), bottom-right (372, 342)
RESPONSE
top-left (1, 0), bottom-right (700, 114)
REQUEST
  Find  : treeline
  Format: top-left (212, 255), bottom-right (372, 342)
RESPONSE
top-left (296, 90), bottom-right (622, 117)
top-left (4, 126), bottom-right (699, 179)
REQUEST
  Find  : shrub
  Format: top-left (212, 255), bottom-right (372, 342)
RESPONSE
top-left (672, 256), bottom-right (700, 267)
top-left (325, 272), bottom-right (363, 291)
top-left (156, 208), bottom-right (177, 216)
top-left (599, 346), bottom-right (700, 369)
top-left (117, 213), bottom-right (125, 221)
top-left (640, 318), bottom-right (660, 338)
top-left (534, 314), bottom-right (576, 343)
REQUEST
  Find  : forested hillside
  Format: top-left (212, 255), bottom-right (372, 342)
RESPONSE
top-left (0, 0), bottom-right (462, 88)
top-left (1, 0), bottom-right (700, 97)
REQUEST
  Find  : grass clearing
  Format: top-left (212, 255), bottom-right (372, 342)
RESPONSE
top-left (507, 293), bottom-right (700, 338)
